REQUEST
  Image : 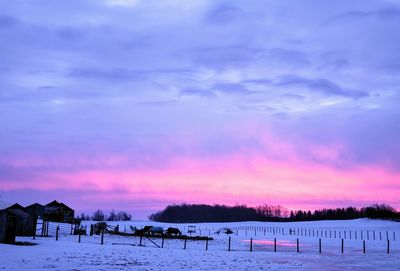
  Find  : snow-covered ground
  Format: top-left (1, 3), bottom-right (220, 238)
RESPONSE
top-left (1, 219), bottom-right (399, 270)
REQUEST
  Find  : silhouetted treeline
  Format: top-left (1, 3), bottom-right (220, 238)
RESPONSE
top-left (77, 209), bottom-right (132, 221)
top-left (149, 203), bottom-right (400, 223)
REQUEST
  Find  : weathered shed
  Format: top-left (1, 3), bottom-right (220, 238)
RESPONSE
top-left (44, 200), bottom-right (75, 223)
top-left (6, 209), bottom-right (37, 236)
top-left (25, 203), bottom-right (45, 217)
top-left (0, 209), bottom-right (17, 244)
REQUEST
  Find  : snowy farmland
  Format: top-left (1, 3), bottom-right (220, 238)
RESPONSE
top-left (1, 219), bottom-right (400, 270)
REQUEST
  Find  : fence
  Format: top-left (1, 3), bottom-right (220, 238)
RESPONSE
top-left (29, 221), bottom-right (399, 256)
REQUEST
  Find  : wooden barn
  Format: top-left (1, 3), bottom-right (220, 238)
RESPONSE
top-left (44, 200), bottom-right (75, 223)
top-left (25, 203), bottom-right (45, 218)
top-left (6, 204), bottom-right (37, 236)
top-left (0, 209), bottom-right (17, 244)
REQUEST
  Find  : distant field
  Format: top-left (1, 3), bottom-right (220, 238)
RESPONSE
top-left (1, 219), bottom-right (399, 270)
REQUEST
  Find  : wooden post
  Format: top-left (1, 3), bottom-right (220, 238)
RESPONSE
top-left (393, 232), bottom-right (396, 241)
top-left (56, 226), bottom-right (60, 241)
top-left (319, 238), bottom-right (321, 254)
top-left (363, 240), bottom-right (365, 254)
top-left (379, 231), bottom-right (382, 240)
top-left (367, 231), bottom-right (369, 240)
top-left (296, 238), bottom-right (299, 253)
top-left (139, 236), bottom-right (143, 246)
top-left (250, 238), bottom-right (253, 252)
top-left (78, 231), bottom-right (81, 243)
top-left (41, 220), bottom-right (45, 236)
top-left (184, 237), bottom-right (187, 249)
top-left (161, 236), bottom-right (164, 248)
top-left (101, 229), bottom-right (104, 245)
top-left (387, 239), bottom-right (390, 254)
top-left (206, 239), bottom-right (208, 251)
top-left (274, 238), bottom-right (276, 252)
top-left (373, 230), bottom-right (375, 240)
top-left (341, 239), bottom-right (344, 253)
top-left (228, 236), bottom-right (231, 251)
top-left (32, 219), bottom-right (37, 240)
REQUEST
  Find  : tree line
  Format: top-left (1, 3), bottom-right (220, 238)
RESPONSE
top-left (77, 209), bottom-right (132, 221)
top-left (149, 203), bottom-right (400, 223)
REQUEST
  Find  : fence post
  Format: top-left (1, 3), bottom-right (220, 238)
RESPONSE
top-left (32, 219), bottom-right (37, 240)
top-left (228, 237), bottom-right (231, 251)
top-left (274, 238), bottom-right (276, 252)
top-left (319, 238), bottom-right (321, 254)
top-left (363, 240), bottom-right (365, 254)
top-left (56, 226), bottom-right (59, 241)
top-left (139, 236), bottom-right (143, 246)
top-left (101, 229), bottom-right (104, 245)
top-left (206, 239), bottom-right (208, 251)
top-left (341, 239), bottom-right (344, 253)
top-left (184, 237), bottom-right (187, 249)
top-left (78, 230), bottom-right (81, 243)
top-left (161, 236), bottom-right (164, 248)
top-left (250, 238), bottom-right (253, 252)
top-left (297, 238), bottom-right (299, 253)
top-left (387, 239), bottom-right (390, 254)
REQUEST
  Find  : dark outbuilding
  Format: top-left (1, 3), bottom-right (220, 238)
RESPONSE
top-left (5, 204), bottom-right (37, 236)
top-left (44, 200), bottom-right (75, 223)
top-left (0, 209), bottom-right (17, 244)
top-left (25, 203), bottom-right (45, 218)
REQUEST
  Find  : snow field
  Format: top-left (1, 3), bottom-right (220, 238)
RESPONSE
top-left (1, 218), bottom-right (399, 270)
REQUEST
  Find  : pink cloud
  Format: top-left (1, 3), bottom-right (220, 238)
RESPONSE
top-left (1, 130), bottom-right (399, 212)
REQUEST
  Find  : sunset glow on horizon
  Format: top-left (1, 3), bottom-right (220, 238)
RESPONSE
top-left (1, 0), bottom-right (400, 218)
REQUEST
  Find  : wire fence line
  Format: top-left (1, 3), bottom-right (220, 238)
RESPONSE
top-left (31, 220), bottom-right (399, 255)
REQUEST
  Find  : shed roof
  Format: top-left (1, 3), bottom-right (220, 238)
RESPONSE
top-left (6, 203), bottom-right (25, 211)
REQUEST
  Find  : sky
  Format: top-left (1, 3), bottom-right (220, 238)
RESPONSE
top-left (0, 0), bottom-right (400, 219)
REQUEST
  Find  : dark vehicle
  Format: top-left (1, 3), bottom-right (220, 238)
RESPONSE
top-left (165, 227), bottom-right (181, 236)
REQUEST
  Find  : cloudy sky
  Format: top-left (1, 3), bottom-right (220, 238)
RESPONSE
top-left (1, 0), bottom-right (400, 218)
